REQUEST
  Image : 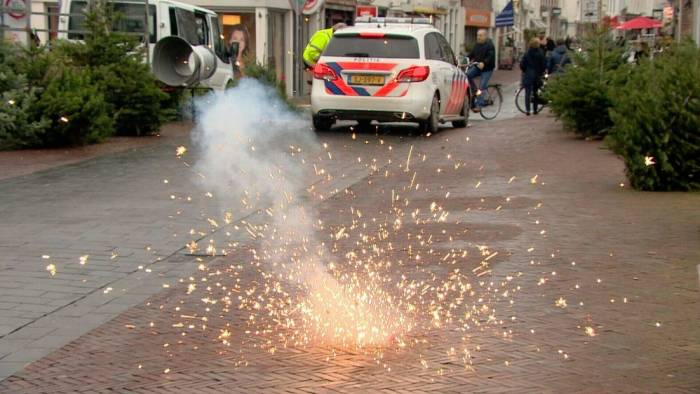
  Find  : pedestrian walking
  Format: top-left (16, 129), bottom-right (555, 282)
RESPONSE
top-left (520, 37), bottom-right (547, 116)
top-left (547, 38), bottom-right (571, 75)
top-left (467, 29), bottom-right (496, 111)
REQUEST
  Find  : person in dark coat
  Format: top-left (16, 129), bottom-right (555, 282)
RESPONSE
top-left (547, 38), bottom-right (571, 75)
top-left (546, 37), bottom-right (556, 53)
top-left (467, 29), bottom-right (496, 110)
top-left (520, 37), bottom-right (547, 116)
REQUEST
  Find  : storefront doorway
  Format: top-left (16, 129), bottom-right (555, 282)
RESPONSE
top-left (267, 10), bottom-right (286, 82)
top-left (220, 11), bottom-right (256, 63)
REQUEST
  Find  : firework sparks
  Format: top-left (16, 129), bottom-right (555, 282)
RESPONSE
top-left (147, 79), bottom-right (613, 378)
top-left (176, 146), bottom-right (188, 157)
top-left (555, 297), bottom-right (567, 308)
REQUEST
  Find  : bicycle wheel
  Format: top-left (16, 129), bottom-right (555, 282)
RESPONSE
top-left (515, 86), bottom-right (528, 114)
top-left (479, 85), bottom-right (502, 120)
top-left (535, 87), bottom-right (547, 112)
top-left (516, 86), bottom-right (546, 114)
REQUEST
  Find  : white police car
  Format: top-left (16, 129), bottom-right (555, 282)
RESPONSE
top-left (311, 17), bottom-right (469, 132)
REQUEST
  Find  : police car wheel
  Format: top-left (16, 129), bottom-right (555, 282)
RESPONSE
top-left (313, 115), bottom-right (333, 132)
top-left (420, 95), bottom-right (440, 134)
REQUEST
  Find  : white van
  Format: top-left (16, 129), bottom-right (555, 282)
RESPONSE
top-left (57, 0), bottom-right (234, 90)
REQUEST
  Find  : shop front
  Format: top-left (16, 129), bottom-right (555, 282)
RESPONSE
top-left (184, 0), bottom-right (294, 96)
top-left (464, 7), bottom-right (493, 50)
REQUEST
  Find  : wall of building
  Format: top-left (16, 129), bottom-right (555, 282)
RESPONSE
top-left (560, 0), bottom-right (579, 37)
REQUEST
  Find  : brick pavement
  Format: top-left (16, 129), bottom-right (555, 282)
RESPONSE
top-left (0, 123), bottom-right (191, 181)
top-left (1, 112), bottom-right (699, 392)
top-left (0, 120), bottom-right (402, 381)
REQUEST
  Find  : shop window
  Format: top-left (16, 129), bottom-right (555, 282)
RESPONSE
top-left (221, 12), bottom-right (255, 63)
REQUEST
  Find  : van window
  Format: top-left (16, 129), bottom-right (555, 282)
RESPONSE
top-left (68, 1), bottom-right (156, 43)
top-left (169, 7), bottom-right (178, 36)
top-left (324, 34), bottom-right (419, 59)
top-left (173, 8), bottom-right (208, 46)
top-left (210, 15), bottom-right (227, 62)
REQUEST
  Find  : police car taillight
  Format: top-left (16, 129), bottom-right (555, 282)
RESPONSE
top-left (396, 66), bottom-right (430, 83)
top-left (313, 63), bottom-right (338, 81)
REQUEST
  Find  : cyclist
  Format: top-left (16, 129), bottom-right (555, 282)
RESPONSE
top-left (520, 37), bottom-right (546, 116)
top-left (466, 29), bottom-right (495, 112)
top-left (547, 38), bottom-right (571, 75)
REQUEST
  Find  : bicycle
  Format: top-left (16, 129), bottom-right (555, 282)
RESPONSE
top-left (461, 59), bottom-right (503, 120)
top-left (515, 75), bottom-right (548, 115)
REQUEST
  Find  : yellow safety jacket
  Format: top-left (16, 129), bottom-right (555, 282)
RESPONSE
top-left (303, 28), bottom-right (334, 66)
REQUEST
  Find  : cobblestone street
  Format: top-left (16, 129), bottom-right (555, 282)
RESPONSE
top-left (0, 110), bottom-right (698, 392)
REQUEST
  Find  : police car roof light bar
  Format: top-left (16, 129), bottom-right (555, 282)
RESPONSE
top-left (355, 16), bottom-right (433, 26)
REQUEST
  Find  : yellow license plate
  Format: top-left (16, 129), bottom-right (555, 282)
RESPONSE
top-left (349, 74), bottom-right (385, 86)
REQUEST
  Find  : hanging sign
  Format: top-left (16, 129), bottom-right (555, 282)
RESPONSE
top-left (356, 5), bottom-right (378, 18)
top-left (302, 0), bottom-right (324, 15)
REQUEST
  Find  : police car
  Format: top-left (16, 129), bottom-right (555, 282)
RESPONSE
top-left (311, 17), bottom-right (469, 132)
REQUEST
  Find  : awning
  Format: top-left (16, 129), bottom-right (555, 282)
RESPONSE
top-left (495, 1), bottom-right (514, 27)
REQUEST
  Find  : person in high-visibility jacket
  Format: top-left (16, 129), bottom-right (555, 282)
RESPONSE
top-left (303, 23), bottom-right (347, 69)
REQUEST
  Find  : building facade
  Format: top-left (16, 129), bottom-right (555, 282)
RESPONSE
top-left (463, 0), bottom-right (493, 51)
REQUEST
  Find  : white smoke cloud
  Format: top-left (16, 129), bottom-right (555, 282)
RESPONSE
top-left (191, 79), bottom-right (404, 349)
top-left (192, 79), bottom-right (317, 213)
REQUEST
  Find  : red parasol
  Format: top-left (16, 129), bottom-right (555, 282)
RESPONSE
top-left (616, 16), bottom-right (663, 30)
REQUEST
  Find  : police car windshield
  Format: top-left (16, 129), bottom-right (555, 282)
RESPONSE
top-left (324, 34), bottom-right (420, 59)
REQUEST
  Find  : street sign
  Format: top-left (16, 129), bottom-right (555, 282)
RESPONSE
top-left (4, 0), bottom-right (26, 19)
top-left (581, 0), bottom-right (598, 23)
top-left (356, 5), bottom-right (378, 18)
top-left (302, 0), bottom-right (324, 15)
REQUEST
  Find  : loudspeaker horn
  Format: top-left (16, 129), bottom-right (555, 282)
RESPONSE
top-left (152, 36), bottom-right (217, 87)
